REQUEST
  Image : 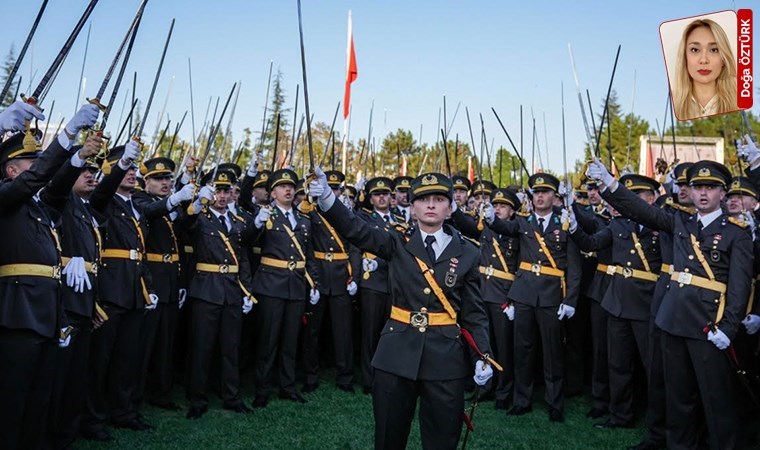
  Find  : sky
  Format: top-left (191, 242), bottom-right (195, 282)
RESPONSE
top-left (1, 0), bottom-right (756, 173)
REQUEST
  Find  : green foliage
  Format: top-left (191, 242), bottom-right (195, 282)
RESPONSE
top-left (1, 45), bottom-right (17, 108)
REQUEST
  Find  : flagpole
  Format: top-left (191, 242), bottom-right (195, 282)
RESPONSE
top-left (340, 10), bottom-right (352, 175)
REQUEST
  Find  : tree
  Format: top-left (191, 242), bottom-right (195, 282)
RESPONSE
top-left (1, 45), bottom-right (17, 108)
top-left (261, 69), bottom-right (290, 166)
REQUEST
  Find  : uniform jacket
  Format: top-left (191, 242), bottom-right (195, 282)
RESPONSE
top-left (572, 217), bottom-right (662, 321)
top-left (356, 209), bottom-right (396, 294)
top-left (250, 206), bottom-right (319, 301)
top-left (604, 185), bottom-right (753, 340)
top-left (89, 164), bottom-right (154, 310)
top-left (489, 211), bottom-right (582, 308)
top-left (308, 210), bottom-right (361, 295)
top-left (322, 199), bottom-right (490, 381)
top-left (574, 202), bottom-right (613, 303)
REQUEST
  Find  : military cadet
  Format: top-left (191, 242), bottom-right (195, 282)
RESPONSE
top-left (452, 175), bottom-right (472, 210)
top-left (571, 179), bottom-right (613, 419)
top-left (356, 176), bottom-right (398, 394)
top-left (131, 158), bottom-right (195, 411)
top-left (303, 170), bottom-right (360, 393)
top-left (391, 175), bottom-right (413, 223)
top-left (451, 187), bottom-right (521, 410)
top-left (484, 173), bottom-right (582, 422)
top-left (240, 156), bottom-right (271, 212)
top-left (179, 169), bottom-right (255, 419)
top-left (471, 179), bottom-right (496, 210)
top-left (46, 135), bottom-right (107, 448)
top-left (569, 174), bottom-right (663, 429)
top-left (83, 140), bottom-right (158, 437)
top-left (219, 162), bottom-right (244, 215)
top-left (589, 159), bottom-right (753, 450)
top-left (294, 179), bottom-right (306, 207)
top-left (309, 168), bottom-right (493, 450)
top-left (0, 102), bottom-right (99, 449)
top-left (344, 184), bottom-right (358, 210)
top-left (250, 168), bottom-right (319, 407)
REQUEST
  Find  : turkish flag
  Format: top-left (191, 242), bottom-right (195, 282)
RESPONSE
top-left (343, 12), bottom-right (358, 120)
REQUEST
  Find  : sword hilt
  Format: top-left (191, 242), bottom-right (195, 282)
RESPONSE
top-left (87, 97), bottom-right (108, 112)
top-left (20, 94), bottom-right (43, 112)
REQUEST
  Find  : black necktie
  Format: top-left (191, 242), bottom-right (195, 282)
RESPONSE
top-left (219, 214), bottom-right (228, 232)
top-left (125, 198), bottom-right (135, 218)
top-left (424, 235), bottom-right (437, 263)
top-left (284, 211), bottom-right (293, 229)
top-left (538, 217), bottom-right (545, 232)
top-left (383, 215), bottom-right (390, 224)
top-left (697, 220), bottom-right (703, 240)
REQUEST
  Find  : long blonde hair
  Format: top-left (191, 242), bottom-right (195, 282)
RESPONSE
top-left (673, 19), bottom-right (737, 120)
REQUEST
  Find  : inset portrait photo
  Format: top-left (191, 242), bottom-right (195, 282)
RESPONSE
top-left (660, 11), bottom-right (741, 121)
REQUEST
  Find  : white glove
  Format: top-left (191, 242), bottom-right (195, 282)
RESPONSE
top-left (451, 199), bottom-right (458, 213)
top-left (362, 258), bottom-right (378, 273)
top-left (242, 296), bottom-right (253, 314)
top-left (121, 139), bottom-right (141, 165)
top-left (473, 360), bottom-right (494, 386)
top-left (707, 328), bottom-right (731, 350)
top-left (664, 168), bottom-right (676, 186)
top-left (254, 206), bottom-right (272, 229)
top-left (308, 166), bottom-right (332, 201)
top-left (247, 153), bottom-right (263, 177)
top-left (58, 327), bottom-right (72, 348)
top-left (563, 208), bottom-right (578, 233)
top-left (146, 293), bottom-right (159, 310)
top-left (502, 303), bottom-right (515, 321)
top-left (65, 103), bottom-right (100, 136)
top-left (309, 288), bottom-right (320, 305)
top-left (557, 303), bottom-right (576, 320)
top-left (483, 203), bottom-right (495, 225)
top-left (347, 281), bottom-right (358, 296)
top-left (62, 256), bottom-right (92, 293)
top-left (743, 314), bottom-right (760, 335)
top-left (671, 183), bottom-right (681, 195)
top-left (586, 158), bottom-right (615, 187)
top-left (740, 211), bottom-right (756, 231)
top-left (198, 185), bottom-right (214, 202)
top-left (168, 183), bottom-right (195, 207)
top-left (178, 288), bottom-right (187, 309)
top-left (355, 174), bottom-right (366, 192)
top-left (0, 100), bottom-right (45, 133)
top-left (738, 134), bottom-right (760, 165)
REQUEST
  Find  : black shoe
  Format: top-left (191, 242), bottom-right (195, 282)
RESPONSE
top-left (586, 408), bottom-right (607, 419)
top-left (594, 419), bottom-right (633, 429)
top-left (302, 383), bottom-right (319, 393)
top-left (627, 440), bottom-right (665, 450)
top-left (494, 399), bottom-right (509, 410)
top-left (507, 405), bottom-right (532, 416)
top-left (252, 395), bottom-right (269, 408)
top-left (362, 386), bottom-right (372, 395)
top-left (80, 428), bottom-right (114, 442)
top-left (477, 391), bottom-right (495, 402)
top-left (549, 409), bottom-right (565, 423)
top-left (112, 418), bottom-right (153, 431)
top-left (224, 403), bottom-right (252, 414)
top-left (337, 384), bottom-right (355, 394)
top-left (186, 405), bottom-right (207, 420)
top-left (149, 399), bottom-right (181, 411)
top-left (279, 391), bottom-right (308, 404)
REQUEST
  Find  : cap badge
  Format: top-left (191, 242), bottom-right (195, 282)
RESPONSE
top-left (422, 174), bottom-right (438, 186)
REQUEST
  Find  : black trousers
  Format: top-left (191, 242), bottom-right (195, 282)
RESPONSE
top-left (589, 300), bottom-right (610, 411)
top-left (187, 299), bottom-right (242, 408)
top-left (485, 302), bottom-right (514, 402)
top-left (644, 322), bottom-right (666, 446)
top-left (303, 293), bottom-right (354, 386)
top-left (0, 327), bottom-right (56, 450)
top-left (82, 304), bottom-right (143, 432)
top-left (564, 295), bottom-right (591, 395)
top-left (360, 288), bottom-right (391, 390)
top-left (662, 331), bottom-right (738, 450)
top-left (513, 303), bottom-right (564, 412)
top-left (135, 302), bottom-right (179, 405)
top-left (254, 295), bottom-right (305, 396)
top-left (373, 369), bottom-right (465, 450)
top-left (607, 315), bottom-right (649, 424)
top-left (47, 313), bottom-right (93, 450)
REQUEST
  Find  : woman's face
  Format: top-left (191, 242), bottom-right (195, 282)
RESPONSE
top-left (685, 25), bottom-right (724, 86)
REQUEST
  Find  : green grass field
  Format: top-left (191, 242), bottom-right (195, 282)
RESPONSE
top-left (78, 372), bottom-right (645, 449)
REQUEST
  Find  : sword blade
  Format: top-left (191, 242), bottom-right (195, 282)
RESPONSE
top-left (0, 0), bottom-right (48, 103)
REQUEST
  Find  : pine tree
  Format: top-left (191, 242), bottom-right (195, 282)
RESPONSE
top-left (1, 45), bottom-right (18, 108)
top-left (261, 69), bottom-right (290, 166)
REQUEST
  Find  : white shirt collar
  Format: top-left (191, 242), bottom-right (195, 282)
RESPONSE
top-left (209, 207), bottom-right (228, 220)
top-left (419, 227), bottom-right (452, 260)
top-left (697, 208), bottom-right (722, 229)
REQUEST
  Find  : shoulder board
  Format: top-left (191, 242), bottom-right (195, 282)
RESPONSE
top-left (392, 213), bottom-right (406, 222)
top-left (728, 216), bottom-right (749, 228)
top-left (460, 234), bottom-right (480, 247)
top-left (464, 210), bottom-right (478, 217)
top-left (517, 211), bottom-right (530, 218)
top-left (231, 213), bottom-right (245, 222)
top-left (575, 199), bottom-right (590, 206)
top-left (667, 201), bottom-right (697, 215)
top-left (296, 211), bottom-right (310, 220)
top-left (392, 222), bottom-right (409, 232)
top-left (362, 207), bottom-right (373, 214)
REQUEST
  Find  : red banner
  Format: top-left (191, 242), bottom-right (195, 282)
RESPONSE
top-left (737, 9), bottom-right (753, 109)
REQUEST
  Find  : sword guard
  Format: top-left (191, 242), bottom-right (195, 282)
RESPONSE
top-left (87, 97), bottom-right (108, 112)
top-left (20, 94), bottom-right (42, 111)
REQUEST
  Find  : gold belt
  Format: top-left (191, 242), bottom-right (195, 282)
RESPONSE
top-left (61, 257), bottom-right (98, 274)
top-left (661, 263), bottom-right (673, 275)
top-left (607, 265), bottom-right (658, 282)
top-left (146, 253), bottom-right (180, 263)
top-left (0, 263), bottom-right (61, 280)
top-left (260, 256), bottom-right (305, 270)
top-left (390, 305), bottom-right (457, 333)
top-left (196, 262), bottom-right (239, 274)
top-left (101, 249), bottom-right (143, 261)
top-left (670, 271), bottom-right (726, 293)
top-left (314, 251), bottom-right (349, 262)
top-left (596, 263), bottom-right (610, 274)
top-left (479, 265), bottom-right (516, 281)
top-left (518, 261), bottom-right (565, 277)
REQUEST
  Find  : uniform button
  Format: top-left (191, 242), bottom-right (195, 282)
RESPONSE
top-left (626, 262), bottom-right (631, 266)
top-left (538, 249), bottom-right (543, 253)
top-left (492, 254), bottom-right (497, 258)
top-left (330, 236), bottom-right (335, 240)
top-left (329, 247), bottom-right (334, 251)
top-left (688, 255), bottom-right (694, 260)
top-left (684, 268), bottom-right (690, 273)
top-left (390, 327), bottom-right (394, 331)
top-left (423, 287), bottom-right (431, 295)
top-left (224, 259), bottom-right (228, 263)
top-left (714, 299), bottom-right (719, 304)
top-left (630, 250), bottom-right (635, 254)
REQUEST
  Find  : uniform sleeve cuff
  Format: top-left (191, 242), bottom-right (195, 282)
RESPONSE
top-left (57, 132), bottom-right (73, 151)
top-left (318, 192), bottom-right (336, 211)
top-left (70, 151), bottom-right (86, 168)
